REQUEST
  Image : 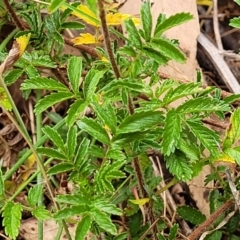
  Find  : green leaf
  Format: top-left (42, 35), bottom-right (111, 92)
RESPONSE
top-left (25, 65), bottom-right (39, 78)
top-left (86, 0), bottom-right (97, 15)
top-left (163, 82), bottom-right (202, 104)
top-left (27, 185), bottom-right (43, 206)
top-left (176, 97), bottom-right (230, 114)
top-left (141, 1), bottom-right (152, 41)
top-left (116, 110), bottom-right (163, 134)
top-left (234, 0), bottom-right (240, 5)
top-left (177, 139), bottom-right (200, 161)
top-left (68, 56), bottom-right (82, 94)
top-left (113, 232), bottom-right (128, 240)
top-left (61, 21), bottom-right (85, 29)
top-left (155, 79), bottom-right (176, 98)
top-left (161, 110), bottom-right (181, 156)
top-left (186, 121), bottom-right (219, 156)
top-left (169, 224), bottom-right (179, 240)
top-left (53, 31), bottom-right (64, 44)
top-left (42, 125), bottom-right (66, 153)
top-left (151, 38), bottom-right (186, 63)
top-left (21, 77), bottom-right (69, 91)
top-left (37, 147), bottom-right (67, 160)
top-left (103, 78), bottom-right (146, 94)
top-left (35, 92), bottom-right (74, 114)
top-left (91, 208), bottom-right (117, 235)
top-left (223, 109), bottom-right (240, 149)
top-left (93, 200), bottom-right (122, 216)
top-left (224, 148), bottom-right (240, 165)
top-left (67, 125), bottom-right (77, 159)
top-left (47, 163), bottom-right (74, 175)
top-left (223, 94), bottom-right (240, 104)
top-left (230, 17), bottom-right (240, 28)
top-left (118, 46), bottom-right (136, 57)
top-left (177, 206), bottom-right (206, 225)
top-left (154, 12), bottom-right (193, 37)
top-left (0, 87), bottom-right (12, 110)
top-left (75, 138), bottom-right (90, 166)
top-left (125, 18), bottom-right (142, 49)
top-left (204, 231), bottom-right (222, 240)
top-left (48, 0), bottom-right (65, 13)
top-left (92, 103), bottom-right (117, 134)
top-left (54, 204), bottom-right (89, 219)
top-left (3, 201), bottom-right (22, 240)
top-left (75, 215), bottom-right (92, 240)
top-left (55, 194), bottom-right (89, 205)
top-left (32, 206), bottom-right (51, 220)
top-left (83, 69), bottom-right (105, 100)
top-left (77, 117), bottom-right (110, 145)
top-left (4, 69), bottom-right (23, 85)
top-left (165, 152), bottom-right (193, 181)
top-left (66, 99), bottom-right (87, 127)
top-left (141, 46), bottom-right (169, 65)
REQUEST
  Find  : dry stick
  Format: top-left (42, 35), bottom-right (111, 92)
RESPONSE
top-left (188, 199), bottom-right (234, 240)
top-left (213, 0), bottom-right (223, 51)
top-left (97, 0), bottom-right (157, 238)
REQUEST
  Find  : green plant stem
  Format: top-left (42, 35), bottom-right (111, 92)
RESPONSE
top-left (36, 91), bottom-right (43, 240)
top-left (0, 28), bottom-right (18, 53)
top-left (3, 119), bottom-right (65, 181)
top-left (0, 75), bottom-right (31, 142)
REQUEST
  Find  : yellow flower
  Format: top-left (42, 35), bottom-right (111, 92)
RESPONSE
top-left (71, 33), bottom-right (97, 45)
top-left (16, 33), bottom-right (31, 57)
top-left (72, 5), bottom-right (100, 27)
top-left (71, 4), bottom-right (140, 27)
top-left (101, 57), bottom-right (108, 62)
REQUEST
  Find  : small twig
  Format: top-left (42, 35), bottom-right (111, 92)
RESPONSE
top-left (188, 199), bottom-right (234, 240)
top-left (138, 217), bottom-right (160, 240)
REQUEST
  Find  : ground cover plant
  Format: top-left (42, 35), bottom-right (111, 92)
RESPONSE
top-left (1, 0), bottom-right (240, 239)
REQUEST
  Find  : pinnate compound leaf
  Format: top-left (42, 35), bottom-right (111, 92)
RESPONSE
top-left (223, 94), bottom-right (240, 104)
top-left (141, 1), bottom-right (152, 41)
top-left (21, 77), bottom-right (68, 91)
top-left (125, 18), bottom-right (142, 49)
top-left (83, 69), bottom-right (105, 100)
top-left (67, 126), bottom-right (77, 159)
top-left (177, 97), bottom-right (230, 114)
top-left (68, 56), bottom-right (82, 94)
top-left (37, 147), bottom-right (67, 160)
top-left (230, 17), bottom-right (240, 28)
top-left (177, 139), bottom-right (200, 161)
top-left (165, 152), bottom-right (193, 181)
top-left (55, 194), bottom-right (89, 205)
top-left (163, 82), bottom-right (202, 104)
top-left (187, 121), bottom-right (219, 155)
top-left (93, 200), bottom-right (122, 216)
top-left (77, 117), bottom-right (110, 145)
top-left (66, 99), bottom-right (87, 127)
top-left (117, 110), bottom-right (163, 134)
top-left (223, 109), bottom-right (240, 149)
top-left (154, 12), bottom-right (193, 37)
top-left (54, 204), bottom-right (89, 219)
top-left (47, 163), bottom-right (74, 175)
top-left (75, 215), bottom-right (92, 240)
top-left (32, 206), bottom-right (51, 220)
top-left (27, 185), bottom-right (43, 206)
top-left (151, 38), bottom-right (186, 63)
top-left (177, 206), bottom-right (206, 225)
top-left (91, 208), bottom-right (117, 235)
top-left (48, 0), bottom-right (65, 13)
top-left (3, 202), bottom-right (22, 240)
top-left (35, 92), bottom-right (74, 114)
top-left (42, 126), bottom-right (66, 153)
top-left (4, 69), bottom-right (23, 85)
top-left (161, 110), bottom-right (181, 156)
